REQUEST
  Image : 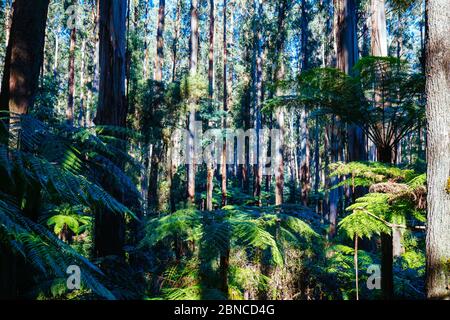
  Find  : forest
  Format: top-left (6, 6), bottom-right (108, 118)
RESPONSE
top-left (0, 0), bottom-right (448, 301)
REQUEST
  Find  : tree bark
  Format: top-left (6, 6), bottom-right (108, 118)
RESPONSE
top-left (93, 0), bottom-right (128, 259)
top-left (154, 0), bottom-right (165, 82)
top-left (186, 0), bottom-right (199, 205)
top-left (370, 0), bottom-right (388, 57)
top-left (0, 0), bottom-right (50, 140)
top-left (273, 0), bottom-right (288, 206)
top-left (335, 0), bottom-right (366, 163)
top-left (67, 26), bottom-right (77, 125)
top-left (425, 0), bottom-right (450, 300)
top-left (171, 0), bottom-right (181, 82)
top-left (252, 0), bottom-right (263, 206)
top-left (221, 0), bottom-right (228, 207)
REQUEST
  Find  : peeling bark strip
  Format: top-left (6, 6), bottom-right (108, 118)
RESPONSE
top-left (425, 0), bottom-right (450, 300)
top-left (93, 0), bottom-right (128, 259)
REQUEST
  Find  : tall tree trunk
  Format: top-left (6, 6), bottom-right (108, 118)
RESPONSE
top-left (0, 0), bottom-right (50, 142)
top-left (205, 0), bottom-right (215, 212)
top-left (425, 0), bottom-right (450, 300)
top-left (208, 0), bottom-right (215, 101)
top-left (171, 0), bottom-right (181, 82)
top-left (299, 0), bottom-right (311, 206)
top-left (273, 0), bottom-right (288, 206)
top-left (93, 0), bottom-right (128, 259)
top-left (335, 0), bottom-right (366, 163)
top-left (252, 0), bottom-right (263, 206)
top-left (221, 0), bottom-right (228, 207)
top-left (154, 0), bottom-right (165, 82)
top-left (0, 0), bottom-right (49, 296)
top-left (186, 0), bottom-right (199, 205)
top-left (79, 39), bottom-right (86, 126)
top-left (370, 0), bottom-right (396, 299)
top-left (67, 27), bottom-right (77, 125)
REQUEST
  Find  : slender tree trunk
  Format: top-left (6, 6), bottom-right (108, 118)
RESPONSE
top-left (154, 0), bottom-right (165, 82)
top-left (252, 0), bottom-right (263, 206)
top-left (221, 0), bottom-right (228, 207)
top-left (273, 0), bottom-right (288, 206)
top-left (172, 0), bottom-right (181, 82)
top-left (425, 0), bottom-right (450, 300)
top-left (186, 0), bottom-right (199, 205)
top-left (208, 0), bottom-right (215, 101)
top-left (79, 39), bottom-right (86, 126)
top-left (206, 0), bottom-right (215, 212)
top-left (67, 27), bottom-right (76, 125)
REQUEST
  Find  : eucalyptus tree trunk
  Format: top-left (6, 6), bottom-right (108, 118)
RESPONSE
top-left (335, 0), bottom-right (366, 163)
top-left (206, 0), bottom-right (215, 211)
top-left (172, 0), bottom-right (182, 82)
top-left (67, 27), bottom-right (77, 125)
top-left (0, 0), bottom-right (49, 298)
top-left (370, 0), bottom-right (388, 57)
top-left (221, 0), bottom-right (228, 207)
top-left (425, 0), bottom-right (450, 300)
top-left (0, 0), bottom-right (50, 141)
top-left (208, 0), bottom-right (215, 101)
top-left (93, 0), bottom-right (128, 259)
top-left (149, 0), bottom-right (166, 211)
top-left (273, 0), bottom-right (288, 206)
top-left (79, 39), bottom-right (86, 126)
top-left (299, 0), bottom-right (311, 206)
top-left (187, 0), bottom-right (199, 205)
top-left (252, 0), bottom-right (263, 206)
top-left (154, 0), bottom-right (165, 82)
top-left (370, 0), bottom-right (396, 300)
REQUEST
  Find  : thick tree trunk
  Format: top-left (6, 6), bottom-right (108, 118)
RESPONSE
top-left (425, 0), bottom-right (450, 300)
top-left (0, 0), bottom-right (50, 141)
top-left (93, 0), bottom-right (128, 259)
top-left (370, 0), bottom-right (388, 57)
top-left (335, 0), bottom-right (366, 163)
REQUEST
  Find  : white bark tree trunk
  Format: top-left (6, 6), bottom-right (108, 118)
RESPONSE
top-left (425, 0), bottom-right (450, 300)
